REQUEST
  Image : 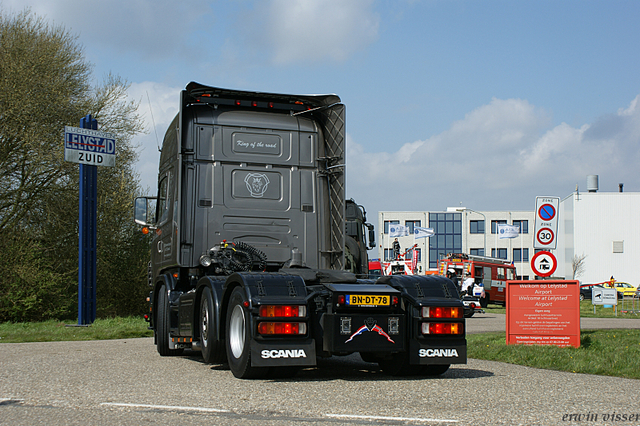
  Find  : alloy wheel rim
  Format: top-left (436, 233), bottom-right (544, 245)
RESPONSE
top-left (229, 304), bottom-right (245, 359)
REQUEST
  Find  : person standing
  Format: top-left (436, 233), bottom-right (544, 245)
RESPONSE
top-left (462, 272), bottom-right (475, 295)
top-left (447, 268), bottom-right (460, 290)
top-left (392, 238), bottom-right (401, 260)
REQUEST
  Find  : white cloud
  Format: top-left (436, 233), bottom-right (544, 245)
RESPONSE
top-left (246, 0), bottom-right (380, 65)
top-left (127, 81), bottom-right (181, 192)
top-left (618, 94), bottom-right (638, 116)
top-left (347, 94), bottom-right (640, 219)
top-left (3, 0), bottom-right (211, 60)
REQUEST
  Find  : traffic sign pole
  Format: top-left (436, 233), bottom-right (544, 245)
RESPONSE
top-left (78, 114), bottom-right (98, 325)
top-left (533, 197), bottom-right (559, 250)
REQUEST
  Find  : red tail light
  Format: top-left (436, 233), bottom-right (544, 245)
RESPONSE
top-left (422, 322), bottom-right (463, 335)
top-left (422, 306), bottom-right (463, 318)
top-left (259, 305), bottom-right (306, 318)
top-left (258, 322), bottom-right (307, 335)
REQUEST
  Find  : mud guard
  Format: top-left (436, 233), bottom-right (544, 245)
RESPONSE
top-left (222, 272), bottom-right (313, 368)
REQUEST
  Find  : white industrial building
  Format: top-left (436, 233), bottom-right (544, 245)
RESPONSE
top-left (377, 176), bottom-right (638, 286)
top-left (378, 209), bottom-right (535, 279)
top-left (557, 178), bottom-right (639, 286)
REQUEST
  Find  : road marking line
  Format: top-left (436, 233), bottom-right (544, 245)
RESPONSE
top-left (101, 402), bottom-right (229, 413)
top-left (0, 398), bottom-right (24, 405)
top-left (326, 413), bottom-right (458, 423)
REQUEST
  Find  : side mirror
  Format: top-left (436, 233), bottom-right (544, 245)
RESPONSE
top-left (134, 197), bottom-right (157, 226)
top-left (366, 224), bottom-right (375, 249)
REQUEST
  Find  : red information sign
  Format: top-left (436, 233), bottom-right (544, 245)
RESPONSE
top-left (506, 280), bottom-right (580, 347)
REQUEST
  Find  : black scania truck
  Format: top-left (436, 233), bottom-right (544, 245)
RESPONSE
top-left (134, 82), bottom-right (466, 378)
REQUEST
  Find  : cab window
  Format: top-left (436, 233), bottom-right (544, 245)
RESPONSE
top-left (157, 175), bottom-right (169, 224)
top-left (474, 266), bottom-right (483, 279)
top-left (497, 267), bottom-right (505, 280)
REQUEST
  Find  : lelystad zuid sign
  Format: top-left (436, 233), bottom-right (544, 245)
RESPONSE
top-left (64, 126), bottom-right (116, 167)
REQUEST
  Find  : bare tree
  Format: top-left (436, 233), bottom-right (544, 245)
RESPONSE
top-left (572, 253), bottom-right (587, 280)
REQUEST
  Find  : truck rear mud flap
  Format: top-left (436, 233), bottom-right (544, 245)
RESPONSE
top-left (409, 339), bottom-right (467, 365)
top-left (323, 313), bottom-right (406, 353)
top-left (250, 339), bottom-right (317, 368)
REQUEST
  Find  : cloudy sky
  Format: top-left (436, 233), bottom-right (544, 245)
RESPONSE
top-left (4, 0), bottom-right (640, 220)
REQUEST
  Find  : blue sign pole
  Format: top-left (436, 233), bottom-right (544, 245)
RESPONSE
top-left (78, 114), bottom-right (98, 325)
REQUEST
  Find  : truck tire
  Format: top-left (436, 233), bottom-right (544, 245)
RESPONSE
top-left (480, 295), bottom-right (489, 308)
top-left (200, 287), bottom-right (225, 364)
top-left (225, 286), bottom-right (268, 379)
top-left (156, 284), bottom-right (183, 356)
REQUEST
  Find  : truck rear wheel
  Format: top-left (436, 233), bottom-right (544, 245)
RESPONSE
top-left (156, 284), bottom-right (183, 356)
top-left (200, 287), bottom-right (225, 364)
top-left (226, 286), bottom-right (268, 379)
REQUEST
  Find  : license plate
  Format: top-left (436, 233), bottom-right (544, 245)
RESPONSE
top-left (347, 294), bottom-right (390, 307)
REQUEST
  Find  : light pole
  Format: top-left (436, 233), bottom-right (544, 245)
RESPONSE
top-left (456, 208), bottom-right (486, 256)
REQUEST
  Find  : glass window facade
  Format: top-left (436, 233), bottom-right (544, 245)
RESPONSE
top-left (491, 220), bottom-right (507, 234)
top-left (491, 248), bottom-right (507, 259)
top-left (405, 220), bottom-right (421, 235)
top-left (384, 248), bottom-right (394, 261)
top-left (429, 212), bottom-right (462, 268)
top-left (470, 248), bottom-right (485, 256)
top-left (405, 248), bottom-right (422, 261)
top-left (513, 248), bottom-right (529, 262)
top-left (470, 220), bottom-right (485, 234)
top-left (384, 220), bottom-right (399, 234)
top-left (513, 220), bottom-right (528, 234)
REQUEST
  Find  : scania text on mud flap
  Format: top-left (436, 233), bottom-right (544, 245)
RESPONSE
top-left (134, 83), bottom-right (467, 379)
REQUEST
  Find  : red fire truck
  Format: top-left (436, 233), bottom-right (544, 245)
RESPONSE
top-left (437, 253), bottom-right (517, 307)
top-left (383, 245), bottom-right (419, 276)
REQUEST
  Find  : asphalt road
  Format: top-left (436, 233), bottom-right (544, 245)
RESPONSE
top-left (466, 312), bottom-right (640, 334)
top-left (1, 315), bottom-right (639, 426)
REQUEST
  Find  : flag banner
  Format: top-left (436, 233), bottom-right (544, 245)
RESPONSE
top-left (498, 223), bottom-right (520, 239)
top-left (411, 247), bottom-right (418, 272)
top-left (389, 224), bottom-right (409, 237)
top-left (414, 226), bottom-right (435, 239)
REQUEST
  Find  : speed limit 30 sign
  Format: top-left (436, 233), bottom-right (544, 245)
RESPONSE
top-left (536, 227), bottom-right (555, 246)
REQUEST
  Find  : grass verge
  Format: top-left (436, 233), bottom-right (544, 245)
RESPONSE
top-left (468, 329), bottom-right (640, 379)
top-left (0, 317), bottom-right (152, 343)
top-left (2, 313), bottom-right (639, 380)
top-left (483, 299), bottom-right (640, 318)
